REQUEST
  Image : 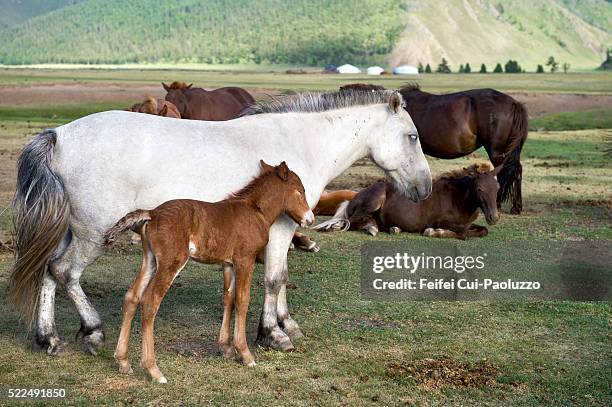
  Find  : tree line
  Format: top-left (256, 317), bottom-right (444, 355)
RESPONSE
top-left (417, 56), bottom-right (571, 74)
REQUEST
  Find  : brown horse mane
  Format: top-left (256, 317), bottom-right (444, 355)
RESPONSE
top-left (435, 163), bottom-right (492, 181)
top-left (241, 89), bottom-right (393, 116)
top-left (167, 81), bottom-right (191, 90)
top-left (399, 82), bottom-right (422, 92)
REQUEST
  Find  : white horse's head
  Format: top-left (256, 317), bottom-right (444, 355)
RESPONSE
top-left (369, 91), bottom-right (432, 202)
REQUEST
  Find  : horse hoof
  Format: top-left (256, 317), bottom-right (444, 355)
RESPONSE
top-left (152, 376), bottom-right (167, 384)
top-left (220, 344), bottom-right (235, 359)
top-left (117, 362), bottom-right (133, 374)
top-left (306, 242), bottom-right (320, 253)
top-left (246, 360), bottom-right (257, 368)
top-left (365, 226), bottom-right (378, 236)
top-left (256, 326), bottom-right (294, 351)
top-left (510, 207), bottom-right (522, 215)
top-left (389, 226), bottom-right (401, 234)
top-left (33, 333), bottom-right (69, 356)
top-left (289, 242), bottom-right (295, 250)
top-left (79, 326), bottom-right (106, 355)
top-left (280, 318), bottom-right (304, 341)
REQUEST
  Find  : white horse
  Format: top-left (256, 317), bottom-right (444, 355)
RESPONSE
top-left (10, 90), bottom-right (431, 356)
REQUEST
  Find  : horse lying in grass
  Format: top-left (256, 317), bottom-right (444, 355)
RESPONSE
top-left (340, 83), bottom-right (528, 214)
top-left (163, 81), bottom-right (255, 120)
top-left (125, 97), bottom-right (181, 118)
top-left (315, 164), bottom-right (501, 240)
top-left (313, 190), bottom-right (358, 216)
top-left (104, 161), bottom-right (313, 383)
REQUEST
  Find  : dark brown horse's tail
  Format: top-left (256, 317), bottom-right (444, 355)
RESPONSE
top-left (497, 101), bottom-right (528, 213)
top-left (10, 129), bottom-right (71, 328)
top-left (103, 210), bottom-right (151, 245)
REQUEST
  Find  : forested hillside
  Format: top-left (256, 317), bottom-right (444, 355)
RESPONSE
top-left (0, 0), bottom-right (404, 65)
top-left (0, 0), bottom-right (610, 68)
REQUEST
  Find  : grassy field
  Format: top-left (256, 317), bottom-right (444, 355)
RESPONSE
top-left (0, 71), bottom-right (610, 405)
top-left (1, 68), bottom-right (611, 94)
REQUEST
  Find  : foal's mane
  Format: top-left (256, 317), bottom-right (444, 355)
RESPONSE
top-left (241, 89), bottom-right (393, 115)
top-left (435, 163), bottom-right (492, 182)
top-left (229, 168), bottom-right (277, 201)
top-left (166, 81), bottom-right (191, 90)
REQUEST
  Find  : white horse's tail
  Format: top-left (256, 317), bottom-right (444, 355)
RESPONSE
top-left (10, 129), bottom-right (71, 328)
top-left (312, 200), bottom-right (350, 232)
top-left (103, 210), bottom-right (151, 245)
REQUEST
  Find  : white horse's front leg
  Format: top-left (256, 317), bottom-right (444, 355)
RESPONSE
top-left (256, 216), bottom-right (296, 351)
top-left (277, 258), bottom-right (303, 340)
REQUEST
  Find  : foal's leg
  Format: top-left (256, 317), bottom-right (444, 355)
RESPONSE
top-left (140, 253), bottom-right (189, 383)
top-left (219, 263), bottom-right (236, 358)
top-left (48, 236), bottom-right (105, 355)
top-left (233, 257), bottom-right (256, 366)
top-left (257, 217), bottom-right (297, 350)
top-left (115, 231), bottom-right (156, 374)
top-left (467, 225), bottom-right (489, 238)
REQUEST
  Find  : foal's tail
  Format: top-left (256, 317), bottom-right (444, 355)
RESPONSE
top-left (103, 210), bottom-right (151, 245)
top-left (312, 200), bottom-right (351, 232)
top-left (10, 130), bottom-right (71, 328)
top-left (497, 101), bottom-right (528, 212)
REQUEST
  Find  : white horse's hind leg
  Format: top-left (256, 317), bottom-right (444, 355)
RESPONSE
top-left (277, 258), bottom-right (303, 340)
top-left (256, 217), bottom-right (296, 351)
top-left (49, 237), bottom-right (105, 355)
top-left (33, 271), bottom-right (67, 355)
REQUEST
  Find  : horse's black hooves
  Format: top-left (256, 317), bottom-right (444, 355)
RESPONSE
top-left (33, 333), bottom-right (69, 356)
top-left (77, 324), bottom-right (106, 355)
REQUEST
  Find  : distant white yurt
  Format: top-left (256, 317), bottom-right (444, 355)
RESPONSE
top-left (337, 64), bottom-right (362, 74)
top-left (393, 65), bottom-right (419, 75)
top-left (367, 66), bottom-right (384, 75)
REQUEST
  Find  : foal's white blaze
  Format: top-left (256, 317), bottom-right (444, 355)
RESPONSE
top-left (300, 210), bottom-right (315, 227)
top-left (188, 240), bottom-right (197, 255)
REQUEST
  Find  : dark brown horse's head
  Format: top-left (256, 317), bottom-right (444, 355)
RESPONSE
top-left (469, 163), bottom-right (502, 225)
top-left (162, 81), bottom-right (192, 117)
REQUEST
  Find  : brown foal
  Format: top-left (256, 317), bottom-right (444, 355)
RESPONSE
top-left (104, 161), bottom-right (313, 383)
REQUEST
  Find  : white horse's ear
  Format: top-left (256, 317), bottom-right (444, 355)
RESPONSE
top-left (388, 92), bottom-right (403, 114)
top-left (162, 82), bottom-right (170, 92)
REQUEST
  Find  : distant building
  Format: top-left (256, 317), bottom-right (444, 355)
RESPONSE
top-left (393, 65), bottom-right (419, 75)
top-left (323, 64), bottom-right (338, 73)
top-left (367, 66), bottom-right (385, 75)
top-left (337, 64), bottom-right (362, 74)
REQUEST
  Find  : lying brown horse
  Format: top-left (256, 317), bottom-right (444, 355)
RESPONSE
top-left (162, 81), bottom-right (255, 120)
top-left (340, 83), bottom-right (528, 214)
top-left (105, 161), bottom-right (313, 383)
top-left (125, 97), bottom-right (181, 118)
top-left (314, 189), bottom-right (358, 216)
top-left (315, 164), bottom-right (501, 240)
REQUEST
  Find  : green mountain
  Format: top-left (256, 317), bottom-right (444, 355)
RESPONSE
top-left (0, 0), bottom-right (610, 68)
top-left (0, 0), bottom-right (83, 29)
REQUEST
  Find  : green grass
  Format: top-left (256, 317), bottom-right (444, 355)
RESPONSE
top-left (530, 109), bottom-right (612, 131)
top-left (1, 68), bottom-right (611, 94)
top-left (0, 111), bottom-right (610, 404)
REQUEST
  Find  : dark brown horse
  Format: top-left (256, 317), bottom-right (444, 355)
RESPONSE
top-left (105, 161), bottom-right (313, 383)
top-left (340, 83), bottom-right (528, 214)
top-left (162, 81), bottom-right (255, 120)
top-left (125, 97), bottom-right (181, 118)
top-left (314, 164), bottom-right (501, 240)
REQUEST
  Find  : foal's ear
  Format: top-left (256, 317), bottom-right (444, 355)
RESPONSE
top-left (162, 82), bottom-right (170, 92)
top-left (158, 105), bottom-right (168, 116)
top-left (490, 164), bottom-right (504, 177)
top-left (276, 161), bottom-right (289, 181)
top-left (260, 159), bottom-right (275, 172)
top-left (187, 83), bottom-right (193, 89)
top-left (388, 91), bottom-right (404, 114)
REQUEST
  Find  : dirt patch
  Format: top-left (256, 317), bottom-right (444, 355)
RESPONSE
top-left (386, 358), bottom-right (499, 389)
top-left (164, 336), bottom-right (221, 360)
top-left (511, 93), bottom-right (612, 118)
top-left (0, 83), bottom-right (282, 107)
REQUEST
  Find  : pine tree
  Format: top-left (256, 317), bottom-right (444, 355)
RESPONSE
top-left (479, 63), bottom-right (487, 73)
top-left (425, 64), bottom-right (432, 73)
top-left (536, 64), bottom-right (544, 73)
top-left (417, 62), bottom-right (424, 73)
top-left (546, 56), bottom-right (559, 73)
top-left (459, 64), bottom-right (465, 73)
top-left (464, 63), bottom-right (471, 73)
top-left (436, 58), bottom-right (451, 73)
top-left (493, 63), bottom-right (503, 73)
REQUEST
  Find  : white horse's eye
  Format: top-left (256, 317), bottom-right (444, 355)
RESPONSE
top-left (409, 133), bottom-right (418, 141)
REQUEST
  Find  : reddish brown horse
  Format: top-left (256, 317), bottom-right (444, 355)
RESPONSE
top-left (125, 97), bottom-right (181, 118)
top-left (340, 83), bottom-right (528, 214)
top-left (314, 190), bottom-right (358, 216)
top-left (105, 161), bottom-right (313, 383)
top-left (163, 81), bottom-right (255, 120)
top-left (315, 164), bottom-right (501, 240)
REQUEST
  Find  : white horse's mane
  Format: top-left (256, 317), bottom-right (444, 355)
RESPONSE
top-left (242, 89), bottom-right (393, 115)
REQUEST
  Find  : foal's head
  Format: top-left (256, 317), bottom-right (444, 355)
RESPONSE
top-left (470, 164), bottom-right (502, 225)
top-left (259, 160), bottom-right (314, 227)
top-left (163, 81), bottom-right (192, 116)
